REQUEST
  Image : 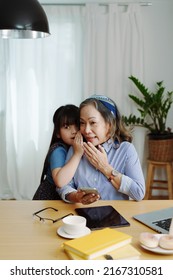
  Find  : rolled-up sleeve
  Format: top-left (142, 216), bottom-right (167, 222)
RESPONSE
top-left (56, 183), bottom-right (77, 202)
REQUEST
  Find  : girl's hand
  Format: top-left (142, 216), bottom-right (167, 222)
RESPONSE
top-left (83, 142), bottom-right (108, 172)
top-left (73, 131), bottom-right (84, 156)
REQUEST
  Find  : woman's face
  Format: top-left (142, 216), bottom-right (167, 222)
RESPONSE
top-left (80, 104), bottom-right (111, 146)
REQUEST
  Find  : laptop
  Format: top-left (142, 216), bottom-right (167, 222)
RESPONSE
top-left (133, 207), bottom-right (173, 234)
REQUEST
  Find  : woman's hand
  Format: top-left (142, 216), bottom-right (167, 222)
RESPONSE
top-left (66, 189), bottom-right (100, 204)
top-left (83, 142), bottom-right (109, 172)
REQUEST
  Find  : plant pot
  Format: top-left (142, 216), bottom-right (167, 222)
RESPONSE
top-left (148, 134), bottom-right (173, 162)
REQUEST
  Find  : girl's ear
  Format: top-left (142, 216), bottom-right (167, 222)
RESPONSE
top-left (56, 133), bottom-right (60, 138)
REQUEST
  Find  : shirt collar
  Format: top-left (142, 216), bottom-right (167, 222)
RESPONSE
top-left (101, 138), bottom-right (119, 153)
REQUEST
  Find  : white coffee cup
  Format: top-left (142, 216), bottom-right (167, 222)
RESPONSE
top-left (62, 215), bottom-right (86, 235)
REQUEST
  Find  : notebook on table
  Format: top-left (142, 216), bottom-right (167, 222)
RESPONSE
top-left (133, 207), bottom-right (173, 234)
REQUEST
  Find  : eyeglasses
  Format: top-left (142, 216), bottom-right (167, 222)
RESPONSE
top-left (33, 207), bottom-right (73, 224)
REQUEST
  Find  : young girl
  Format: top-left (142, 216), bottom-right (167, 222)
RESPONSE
top-left (33, 104), bottom-right (83, 200)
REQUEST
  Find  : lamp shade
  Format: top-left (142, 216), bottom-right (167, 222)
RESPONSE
top-left (0, 0), bottom-right (50, 39)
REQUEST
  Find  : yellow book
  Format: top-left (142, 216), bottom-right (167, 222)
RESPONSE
top-left (63, 228), bottom-right (132, 260)
top-left (65, 244), bottom-right (140, 260)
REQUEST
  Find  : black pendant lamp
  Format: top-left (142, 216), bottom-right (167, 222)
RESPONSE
top-left (0, 0), bottom-right (50, 39)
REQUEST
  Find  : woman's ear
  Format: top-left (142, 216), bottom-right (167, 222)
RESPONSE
top-left (106, 123), bottom-right (112, 138)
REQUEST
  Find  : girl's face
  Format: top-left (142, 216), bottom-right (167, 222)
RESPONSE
top-left (80, 104), bottom-right (111, 146)
top-left (58, 124), bottom-right (78, 146)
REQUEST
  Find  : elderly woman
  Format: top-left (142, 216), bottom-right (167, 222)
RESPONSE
top-left (57, 94), bottom-right (145, 204)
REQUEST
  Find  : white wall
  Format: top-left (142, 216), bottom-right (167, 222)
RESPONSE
top-left (142, 0), bottom-right (173, 127)
top-left (137, 0), bottom-right (173, 195)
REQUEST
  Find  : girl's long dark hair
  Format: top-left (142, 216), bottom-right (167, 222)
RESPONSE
top-left (49, 104), bottom-right (79, 146)
top-left (40, 104), bottom-right (79, 182)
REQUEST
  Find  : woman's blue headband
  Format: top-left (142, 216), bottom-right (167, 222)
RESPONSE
top-left (87, 94), bottom-right (116, 117)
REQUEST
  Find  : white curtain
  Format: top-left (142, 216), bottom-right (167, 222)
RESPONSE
top-left (84, 3), bottom-right (144, 109)
top-left (0, 6), bottom-right (84, 199)
top-left (0, 3), bottom-right (144, 200)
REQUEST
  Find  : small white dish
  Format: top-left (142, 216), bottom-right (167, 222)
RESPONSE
top-left (57, 226), bottom-right (91, 239)
top-left (140, 234), bottom-right (173, 255)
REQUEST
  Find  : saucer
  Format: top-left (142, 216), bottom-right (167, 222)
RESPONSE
top-left (141, 244), bottom-right (173, 255)
top-left (57, 226), bottom-right (91, 239)
top-left (140, 234), bottom-right (173, 255)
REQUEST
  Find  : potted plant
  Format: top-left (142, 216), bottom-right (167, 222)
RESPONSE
top-left (123, 75), bottom-right (173, 161)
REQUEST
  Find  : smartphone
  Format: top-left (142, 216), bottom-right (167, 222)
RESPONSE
top-left (79, 187), bottom-right (99, 195)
